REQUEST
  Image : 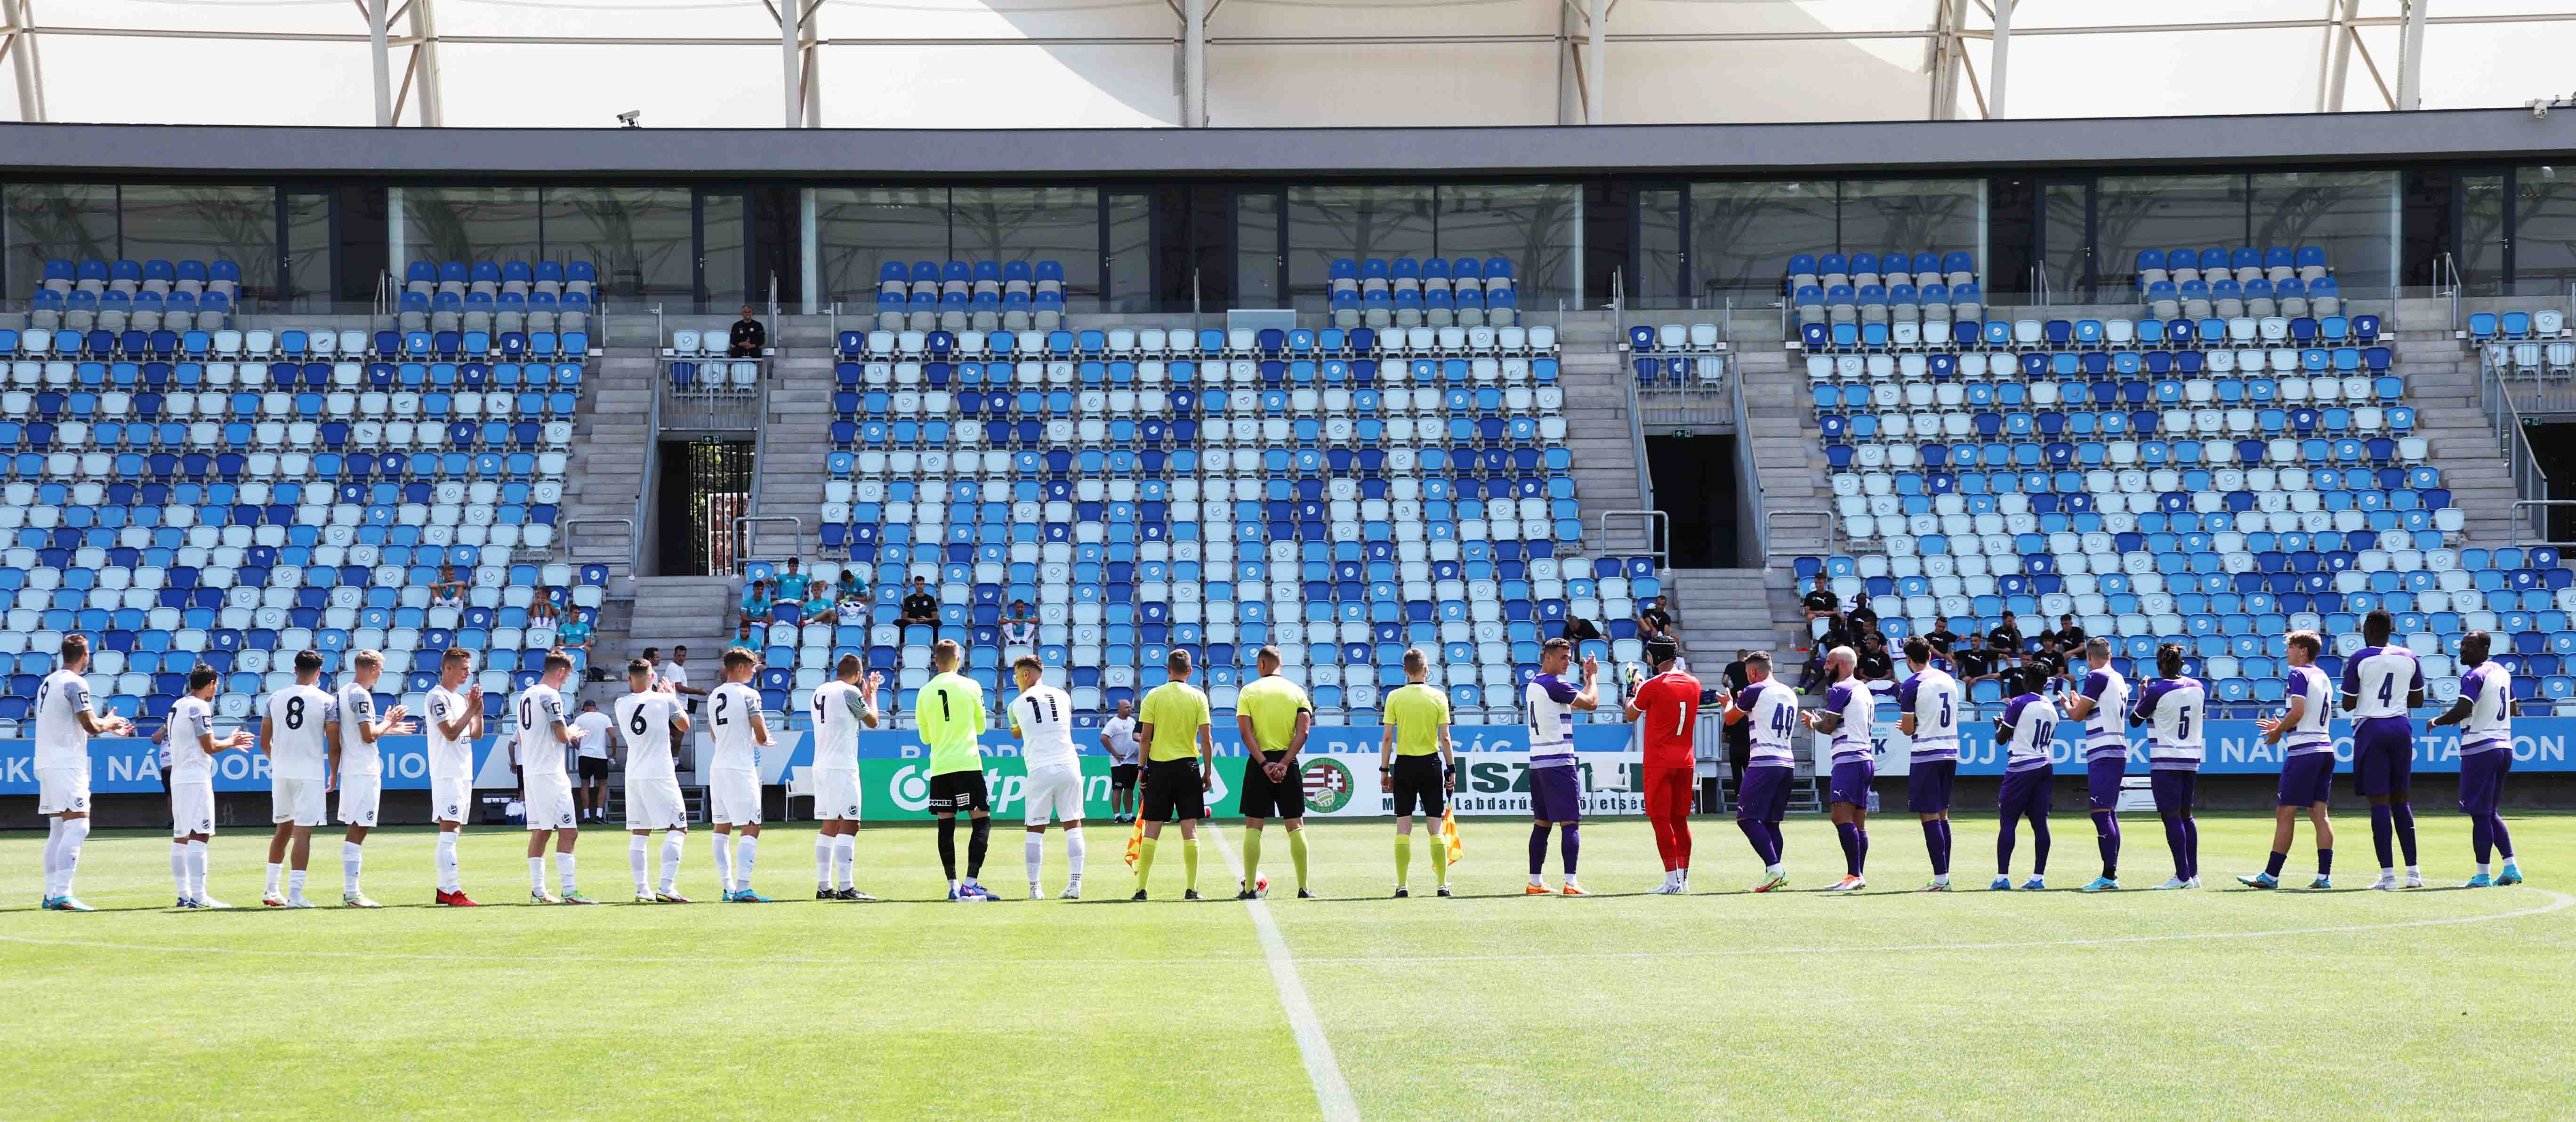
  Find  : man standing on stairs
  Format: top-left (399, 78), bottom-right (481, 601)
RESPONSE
top-left (1722, 651), bottom-right (1751, 808)
top-left (660, 646), bottom-right (704, 721)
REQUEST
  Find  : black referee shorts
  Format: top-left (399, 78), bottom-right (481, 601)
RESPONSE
top-left (1237, 752), bottom-right (1306, 821)
top-left (928, 769), bottom-right (990, 815)
top-left (1142, 758), bottom-right (1205, 822)
top-left (1391, 753), bottom-right (1447, 817)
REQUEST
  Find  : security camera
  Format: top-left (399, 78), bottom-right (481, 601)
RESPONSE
top-left (617, 110), bottom-right (642, 128)
top-left (2534, 100), bottom-right (2551, 120)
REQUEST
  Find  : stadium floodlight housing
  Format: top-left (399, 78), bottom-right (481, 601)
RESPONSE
top-left (618, 111), bottom-right (642, 128)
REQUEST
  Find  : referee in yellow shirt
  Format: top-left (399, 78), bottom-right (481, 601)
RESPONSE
top-left (1133, 649), bottom-right (1216, 900)
top-left (1233, 646), bottom-right (1315, 900)
top-left (1381, 648), bottom-right (1456, 897)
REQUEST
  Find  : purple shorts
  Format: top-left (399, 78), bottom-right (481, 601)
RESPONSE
top-left (2085, 756), bottom-right (2126, 811)
top-left (2275, 751), bottom-right (2335, 808)
top-left (1827, 759), bottom-right (1875, 807)
top-left (2457, 749), bottom-right (2512, 817)
top-left (1736, 764), bottom-right (1792, 823)
top-left (1528, 762), bottom-right (1583, 823)
top-left (2151, 769), bottom-right (2197, 815)
top-left (1998, 767), bottom-right (2053, 818)
top-left (1905, 759), bottom-right (1957, 813)
top-left (2351, 716), bottom-right (2415, 796)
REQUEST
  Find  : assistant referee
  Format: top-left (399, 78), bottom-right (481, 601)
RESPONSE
top-left (1380, 648), bottom-right (1455, 898)
top-left (1132, 649), bottom-right (1215, 900)
top-left (1233, 646), bottom-right (1315, 900)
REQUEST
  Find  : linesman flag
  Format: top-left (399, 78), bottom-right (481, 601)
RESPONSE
top-left (1124, 811), bottom-right (1148, 869)
top-left (1440, 809), bottom-right (1464, 865)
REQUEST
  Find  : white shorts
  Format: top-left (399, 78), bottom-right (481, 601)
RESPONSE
top-left (625, 776), bottom-right (688, 832)
top-left (709, 768), bottom-right (762, 826)
top-left (336, 773), bottom-right (382, 826)
top-left (523, 771), bottom-right (578, 831)
top-left (814, 767), bottom-right (862, 822)
top-left (171, 780), bottom-right (216, 837)
top-left (1022, 763), bottom-right (1086, 826)
top-left (36, 765), bottom-right (91, 816)
top-left (429, 773), bottom-right (474, 825)
top-left (271, 776), bottom-right (328, 827)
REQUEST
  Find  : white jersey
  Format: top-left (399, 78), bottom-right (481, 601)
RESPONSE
top-left (573, 711), bottom-right (614, 759)
top-left (2135, 678), bottom-right (2206, 769)
top-left (809, 680), bottom-right (873, 771)
top-left (335, 678), bottom-right (383, 778)
top-left (1822, 677), bottom-right (1876, 765)
top-left (2000, 694), bottom-right (2060, 772)
top-left (1101, 716), bottom-right (1140, 766)
top-left (2076, 665), bottom-right (2130, 761)
top-left (424, 684), bottom-right (475, 783)
top-left (2457, 661), bottom-right (2513, 754)
top-left (2342, 644), bottom-right (2424, 720)
top-left (513, 682), bottom-right (571, 780)
top-left (706, 681), bottom-right (763, 774)
top-left (1738, 679), bottom-right (1801, 766)
top-left (264, 682), bottom-right (338, 782)
top-left (613, 691), bottom-right (684, 784)
top-left (1899, 666), bottom-right (1960, 761)
top-left (2281, 664), bottom-right (2334, 756)
top-left (1523, 673), bottom-right (1584, 764)
top-left (168, 695), bottom-right (221, 784)
top-left (33, 667), bottom-right (98, 769)
top-left (1010, 683), bottom-right (1080, 771)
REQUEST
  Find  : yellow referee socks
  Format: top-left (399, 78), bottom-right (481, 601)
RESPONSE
top-left (1394, 834), bottom-right (1412, 887)
top-left (1241, 828), bottom-right (1264, 887)
top-left (1288, 829), bottom-right (1309, 891)
top-left (1136, 836), bottom-right (1159, 888)
top-left (1183, 838), bottom-right (1200, 891)
top-left (1433, 832), bottom-right (1449, 886)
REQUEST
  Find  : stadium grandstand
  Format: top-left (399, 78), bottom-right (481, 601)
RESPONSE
top-left (4, 4), bottom-right (2576, 1116)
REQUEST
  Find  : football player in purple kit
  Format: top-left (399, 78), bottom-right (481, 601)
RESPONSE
top-left (1989, 689), bottom-right (2059, 891)
top-left (1722, 652), bottom-right (1799, 892)
top-left (2058, 637), bottom-right (2128, 892)
top-left (2240, 630), bottom-right (2337, 890)
top-left (1895, 638), bottom-right (1961, 892)
top-left (2342, 609), bottom-right (2426, 890)
top-left (1805, 646), bottom-right (1876, 892)
top-left (1521, 638), bottom-right (1600, 896)
top-left (2130, 643), bottom-right (2206, 889)
top-left (2429, 631), bottom-right (2525, 887)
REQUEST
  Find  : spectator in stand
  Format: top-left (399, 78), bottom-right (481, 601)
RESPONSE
top-left (1562, 616), bottom-right (1603, 646)
top-left (430, 565), bottom-right (468, 609)
top-left (1857, 632), bottom-right (1895, 682)
top-left (572, 700), bottom-right (616, 825)
top-left (1989, 611), bottom-right (2025, 664)
top-left (529, 593), bottom-right (558, 627)
top-left (660, 645), bottom-right (703, 716)
top-left (1802, 574), bottom-right (1841, 638)
top-left (1924, 620), bottom-right (1960, 659)
top-left (1002, 600), bottom-right (1038, 659)
top-left (558, 609), bottom-right (594, 654)
top-left (1845, 593), bottom-right (1878, 637)
top-left (1636, 599), bottom-right (1673, 644)
top-left (801, 585), bottom-right (835, 622)
top-left (1804, 614), bottom-right (1854, 693)
top-left (733, 619), bottom-right (758, 646)
top-left (2043, 613), bottom-right (2086, 653)
top-left (741, 578), bottom-right (772, 622)
top-left (774, 559), bottom-right (809, 606)
top-left (838, 568), bottom-right (864, 601)
top-left (727, 305), bottom-right (767, 358)
top-left (901, 577), bottom-right (940, 627)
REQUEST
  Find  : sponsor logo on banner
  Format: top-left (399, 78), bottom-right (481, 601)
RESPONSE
top-left (1301, 757), bottom-right (1357, 814)
top-left (1450, 753), bottom-right (1645, 816)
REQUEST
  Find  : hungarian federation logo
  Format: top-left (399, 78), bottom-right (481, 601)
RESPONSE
top-left (1301, 757), bottom-right (1355, 814)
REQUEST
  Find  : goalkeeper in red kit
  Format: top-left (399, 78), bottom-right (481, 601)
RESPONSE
top-left (1625, 637), bottom-right (1702, 894)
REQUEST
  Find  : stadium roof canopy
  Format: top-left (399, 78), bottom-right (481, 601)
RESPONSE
top-left (1, 0), bottom-right (2572, 130)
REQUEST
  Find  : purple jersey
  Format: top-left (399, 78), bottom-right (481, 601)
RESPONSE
top-left (1822, 679), bottom-right (1874, 765)
top-left (2280, 664), bottom-right (2334, 756)
top-left (2457, 661), bottom-right (2512, 755)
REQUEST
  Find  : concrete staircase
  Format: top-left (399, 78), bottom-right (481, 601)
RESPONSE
top-left (1664, 568), bottom-right (1805, 666)
top-left (2390, 300), bottom-right (2520, 547)
top-left (1552, 311), bottom-right (1651, 553)
top-left (745, 347), bottom-right (837, 565)
top-left (1729, 309), bottom-right (1836, 561)
top-left (561, 347), bottom-right (657, 577)
top-left (620, 575), bottom-right (742, 671)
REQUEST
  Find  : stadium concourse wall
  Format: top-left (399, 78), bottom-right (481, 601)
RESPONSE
top-left (9, 718), bottom-right (2576, 828)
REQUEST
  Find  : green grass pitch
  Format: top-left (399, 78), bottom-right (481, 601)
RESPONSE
top-left (2, 812), bottom-right (2568, 1120)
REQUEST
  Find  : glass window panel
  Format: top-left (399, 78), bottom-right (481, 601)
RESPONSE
top-left (4, 183), bottom-right (117, 296)
top-left (2460, 173), bottom-right (2510, 296)
top-left (1236, 190), bottom-right (1281, 306)
top-left (950, 187), bottom-right (1102, 297)
top-left (283, 192), bottom-right (332, 306)
top-left (121, 185), bottom-right (280, 298)
top-left (811, 186), bottom-right (947, 304)
top-left (1106, 192), bottom-right (1151, 313)
top-left (1635, 188), bottom-right (1683, 302)
top-left (2249, 170), bottom-right (2399, 293)
top-left (2513, 168), bottom-right (2576, 288)
top-left (701, 193), bottom-right (747, 308)
top-left (397, 186), bottom-right (540, 278)
top-left (1288, 185), bottom-right (1433, 301)
top-left (1836, 178), bottom-right (1983, 270)
top-left (1687, 180), bottom-right (1834, 299)
top-left (1435, 184), bottom-right (1582, 307)
top-left (543, 186), bottom-right (695, 301)
top-left (2093, 174), bottom-right (2245, 284)
top-left (2042, 183), bottom-right (2092, 302)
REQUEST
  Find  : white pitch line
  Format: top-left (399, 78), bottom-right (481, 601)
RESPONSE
top-left (1202, 825), bottom-right (1362, 1122)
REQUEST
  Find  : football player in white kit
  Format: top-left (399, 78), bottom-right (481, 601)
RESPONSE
top-left (261, 650), bottom-right (339, 908)
top-left (809, 654), bottom-right (883, 901)
top-left (1722, 652), bottom-right (1800, 892)
top-left (615, 658), bottom-right (696, 903)
top-left (2341, 608), bottom-right (2427, 890)
top-left (329, 650), bottom-right (414, 908)
top-left (515, 651), bottom-right (594, 904)
top-left (169, 664), bottom-right (253, 908)
top-left (1009, 655), bottom-right (1087, 900)
top-left (2241, 630), bottom-right (2339, 890)
top-left (706, 648), bottom-right (776, 902)
top-left (34, 634), bottom-right (133, 911)
top-left (426, 648), bottom-right (487, 906)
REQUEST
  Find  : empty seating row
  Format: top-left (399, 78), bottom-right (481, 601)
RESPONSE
top-left (1799, 314), bottom-right (2382, 353)
top-left (836, 325), bottom-right (1557, 361)
top-left (2468, 310), bottom-right (2569, 341)
top-left (2135, 246), bottom-right (2330, 287)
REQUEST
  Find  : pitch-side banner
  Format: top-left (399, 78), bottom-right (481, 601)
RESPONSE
top-left (0, 735), bottom-right (500, 795)
top-left (1843, 717), bottom-right (2576, 777)
top-left (845, 750), bottom-right (1646, 823)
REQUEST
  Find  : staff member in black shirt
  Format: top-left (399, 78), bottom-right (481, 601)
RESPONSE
top-left (726, 305), bottom-right (767, 357)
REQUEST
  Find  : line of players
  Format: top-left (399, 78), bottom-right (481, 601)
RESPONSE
top-left (20, 606), bottom-right (2532, 910)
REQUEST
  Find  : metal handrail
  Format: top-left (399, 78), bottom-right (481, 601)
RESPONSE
top-left (1595, 510), bottom-right (1668, 568)
top-left (1760, 509), bottom-right (1833, 563)
top-left (1731, 330), bottom-right (1770, 564)
top-left (557, 516), bottom-right (637, 574)
top-left (1609, 271), bottom-right (1658, 518)
top-left (2481, 363), bottom-right (2554, 547)
top-left (729, 516), bottom-right (805, 575)
top-left (2508, 501), bottom-right (2576, 548)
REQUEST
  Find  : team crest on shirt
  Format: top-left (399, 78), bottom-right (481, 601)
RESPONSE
top-left (199, 817), bottom-right (212, 833)
top-left (445, 803), bottom-right (460, 818)
top-left (558, 813), bottom-right (574, 828)
top-left (843, 803), bottom-right (861, 818)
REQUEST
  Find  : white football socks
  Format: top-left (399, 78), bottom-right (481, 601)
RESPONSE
top-left (52, 818), bottom-right (88, 898)
top-left (41, 818), bottom-right (63, 895)
top-left (435, 830), bottom-right (461, 893)
top-left (554, 852), bottom-right (577, 894)
top-left (1025, 835), bottom-right (1044, 889)
top-left (815, 836), bottom-right (833, 887)
top-left (711, 832), bottom-right (736, 891)
top-left (170, 841), bottom-right (190, 897)
top-left (630, 835), bottom-right (651, 894)
top-left (266, 861), bottom-right (285, 896)
top-left (660, 833), bottom-right (685, 894)
top-left (528, 856), bottom-right (546, 891)
top-left (286, 868), bottom-right (307, 899)
top-left (186, 841), bottom-right (209, 900)
top-left (832, 834), bottom-right (855, 890)
top-left (1065, 827), bottom-right (1087, 880)
top-left (341, 841), bottom-right (364, 896)
top-left (734, 835), bottom-right (757, 890)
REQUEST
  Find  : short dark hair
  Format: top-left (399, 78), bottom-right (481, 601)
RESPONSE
top-left (2156, 642), bottom-right (2185, 678)
top-left (1902, 637), bottom-right (1930, 665)
top-left (294, 649), bottom-right (324, 674)
top-left (2286, 630), bottom-right (2322, 659)
top-left (60, 633), bottom-right (88, 663)
top-left (187, 664), bottom-right (219, 693)
top-left (1014, 655), bottom-right (1043, 675)
top-left (2460, 630), bottom-right (2491, 666)
top-left (1746, 651), bottom-right (1772, 671)
top-left (1256, 645), bottom-right (1282, 670)
top-left (931, 639), bottom-right (960, 668)
top-left (1402, 648), bottom-right (1427, 674)
top-left (543, 651), bottom-right (573, 675)
top-left (443, 647), bottom-right (472, 667)
top-left (1167, 649), bottom-right (1192, 675)
top-left (673, 644), bottom-right (688, 655)
top-left (628, 658), bottom-right (654, 679)
top-left (1645, 637), bottom-right (1679, 668)
top-left (2363, 608), bottom-right (2394, 644)
top-left (837, 653), bottom-right (865, 677)
top-left (723, 646), bottom-right (757, 671)
top-left (1542, 637), bottom-right (1572, 657)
